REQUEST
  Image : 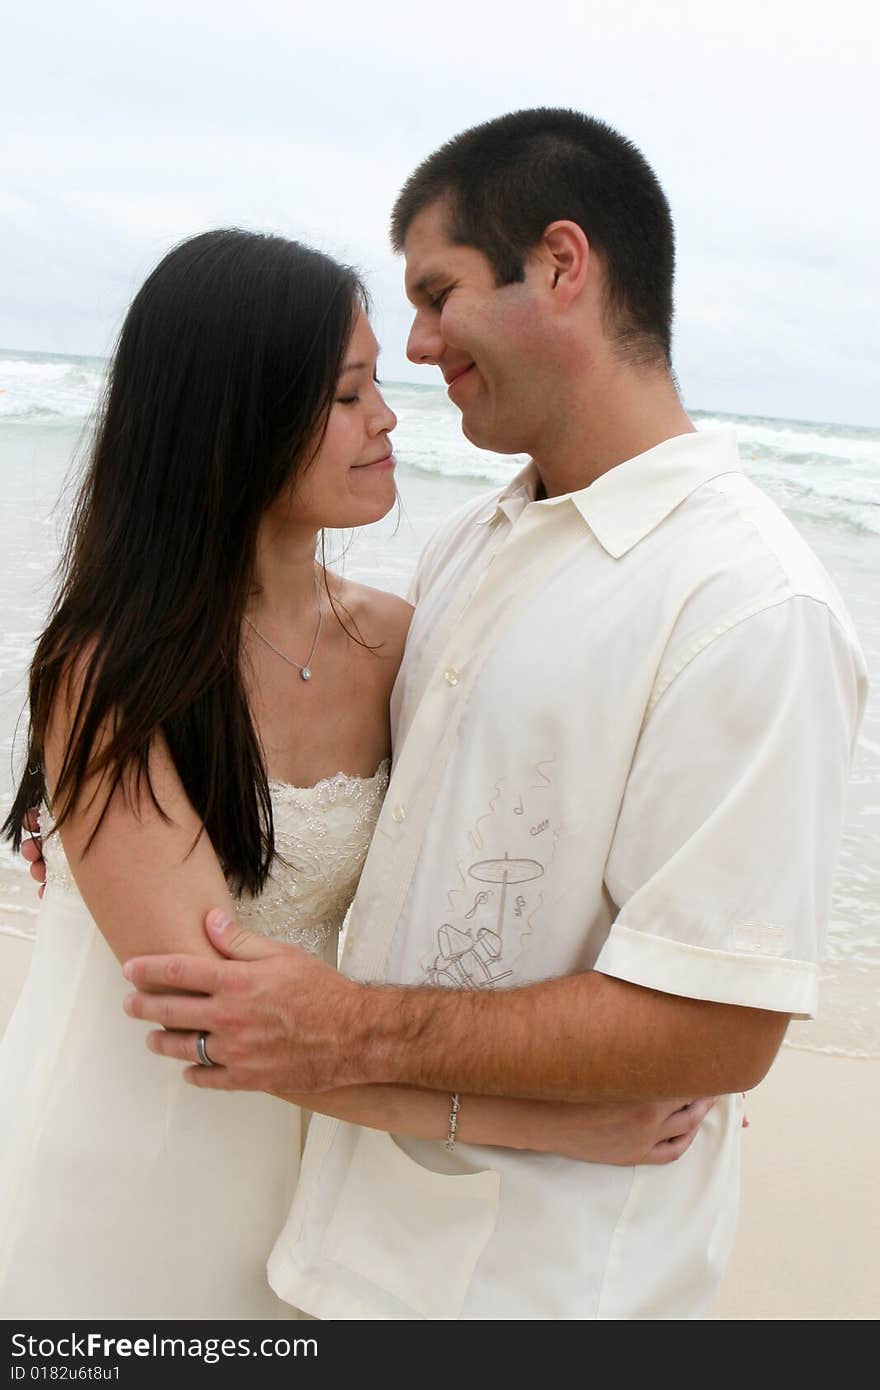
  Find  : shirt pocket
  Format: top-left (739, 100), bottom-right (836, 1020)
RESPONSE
top-left (320, 1125), bottom-right (500, 1319)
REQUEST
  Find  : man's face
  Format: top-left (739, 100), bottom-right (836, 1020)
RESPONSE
top-left (403, 200), bottom-right (552, 457)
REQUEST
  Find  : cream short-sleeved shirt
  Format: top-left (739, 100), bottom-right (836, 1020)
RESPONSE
top-left (268, 427), bottom-right (867, 1320)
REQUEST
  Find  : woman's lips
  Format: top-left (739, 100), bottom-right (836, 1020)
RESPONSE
top-left (352, 453), bottom-right (395, 472)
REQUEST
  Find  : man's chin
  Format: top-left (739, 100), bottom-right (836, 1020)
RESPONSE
top-left (459, 416), bottom-right (480, 446)
top-left (459, 411), bottom-right (494, 451)
top-left (460, 414), bottom-right (523, 457)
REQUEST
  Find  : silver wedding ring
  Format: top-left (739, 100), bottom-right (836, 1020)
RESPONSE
top-left (195, 1031), bottom-right (216, 1067)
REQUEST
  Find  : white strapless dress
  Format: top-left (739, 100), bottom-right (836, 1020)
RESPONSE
top-left (0, 762), bottom-right (389, 1319)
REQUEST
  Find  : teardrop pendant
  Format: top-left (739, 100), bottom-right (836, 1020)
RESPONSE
top-left (300, 667), bottom-right (312, 682)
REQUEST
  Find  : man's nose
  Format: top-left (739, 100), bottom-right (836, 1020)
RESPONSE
top-left (406, 315), bottom-right (443, 366)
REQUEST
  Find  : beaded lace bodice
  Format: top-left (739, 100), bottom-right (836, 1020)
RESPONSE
top-left (234, 761), bottom-right (389, 952)
top-left (41, 760), bottom-right (389, 958)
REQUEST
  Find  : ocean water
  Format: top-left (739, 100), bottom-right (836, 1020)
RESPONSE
top-left (1, 348), bottom-right (878, 1057)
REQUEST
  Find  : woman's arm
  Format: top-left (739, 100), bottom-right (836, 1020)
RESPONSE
top-left (44, 678), bottom-right (237, 971)
top-left (272, 1085), bottom-right (715, 1166)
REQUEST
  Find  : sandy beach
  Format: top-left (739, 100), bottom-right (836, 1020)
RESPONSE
top-left (2, 925), bottom-right (876, 1321)
top-left (710, 1047), bottom-right (880, 1320)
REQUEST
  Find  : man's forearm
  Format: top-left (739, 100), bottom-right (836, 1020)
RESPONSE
top-left (122, 922), bottom-right (789, 1100)
top-left (354, 969), bottom-right (789, 1101)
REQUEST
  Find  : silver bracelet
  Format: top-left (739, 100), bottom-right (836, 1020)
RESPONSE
top-left (445, 1092), bottom-right (461, 1152)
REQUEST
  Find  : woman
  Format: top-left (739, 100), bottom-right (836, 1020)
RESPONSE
top-left (1, 230), bottom-right (711, 1319)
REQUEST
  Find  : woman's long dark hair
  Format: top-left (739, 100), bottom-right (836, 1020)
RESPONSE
top-left (3, 229), bottom-right (366, 895)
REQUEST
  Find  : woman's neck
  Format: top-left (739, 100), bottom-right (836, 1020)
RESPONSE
top-left (250, 517), bottom-right (322, 626)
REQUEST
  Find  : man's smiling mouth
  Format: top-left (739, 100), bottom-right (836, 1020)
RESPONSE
top-left (445, 363), bottom-right (475, 387)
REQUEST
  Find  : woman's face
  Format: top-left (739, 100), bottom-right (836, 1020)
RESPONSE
top-left (280, 311), bottom-right (398, 531)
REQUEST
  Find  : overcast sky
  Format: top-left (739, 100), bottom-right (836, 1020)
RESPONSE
top-left (3, 0), bottom-right (878, 427)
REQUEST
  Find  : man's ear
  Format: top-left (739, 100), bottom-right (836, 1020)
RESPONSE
top-left (540, 220), bottom-right (590, 305)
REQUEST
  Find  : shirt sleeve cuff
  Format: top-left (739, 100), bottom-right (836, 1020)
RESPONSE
top-left (594, 922), bottom-right (818, 1018)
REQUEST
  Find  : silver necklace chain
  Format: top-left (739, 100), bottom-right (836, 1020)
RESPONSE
top-left (244, 576), bottom-right (324, 682)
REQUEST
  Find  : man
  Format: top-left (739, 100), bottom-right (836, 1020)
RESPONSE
top-left (104, 110), bottom-right (868, 1317)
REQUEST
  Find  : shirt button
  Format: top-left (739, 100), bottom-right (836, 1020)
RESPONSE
top-left (392, 804), bottom-right (406, 824)
top-left (444, 667), bottom-right (460, 686)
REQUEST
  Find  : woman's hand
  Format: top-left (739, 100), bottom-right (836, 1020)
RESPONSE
top-left (539, 1096), bottom-right (718, 1165)
top-left (21, 808), bottom-right (46, 898)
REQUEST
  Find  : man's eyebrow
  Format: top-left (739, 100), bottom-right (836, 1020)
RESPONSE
top-left (413, 271), bottom-right (446, 295)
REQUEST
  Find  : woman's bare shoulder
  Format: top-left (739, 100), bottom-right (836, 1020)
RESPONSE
top-left (329, 575), bottom-right (413, 654)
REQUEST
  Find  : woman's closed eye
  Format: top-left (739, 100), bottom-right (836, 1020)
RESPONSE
top-left (337, 374), bottom-right (382, 406)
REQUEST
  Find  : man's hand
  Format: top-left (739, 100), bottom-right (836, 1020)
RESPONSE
top-left (123, 910), bottom-right (372, 1092)
top-left (21, 809), bottom-right (46, 897)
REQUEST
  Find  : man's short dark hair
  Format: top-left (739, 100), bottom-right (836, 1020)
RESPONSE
top-left (391, 108), bottom-right (675, 366)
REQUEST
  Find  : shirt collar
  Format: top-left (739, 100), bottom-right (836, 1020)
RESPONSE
top-left (476, 428), bottom-right (743, 558)
top-left (474, 460), bottom-right (539, 526)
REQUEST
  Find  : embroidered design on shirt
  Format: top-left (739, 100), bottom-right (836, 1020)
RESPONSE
top-left (426, 922), bottom-right (514, 989)
top-left (445, 860), bottom-right (468, 915)
top-left (471, 853), bottom-right (543, 931)
top-left (530, 758), bottom-right (555, 790)
top-left (465, 890), bottom-right (490, 919)
top-left (423, 760), bottom-right (559, 988)
top-left (468, 782), bottom-right (504, 854)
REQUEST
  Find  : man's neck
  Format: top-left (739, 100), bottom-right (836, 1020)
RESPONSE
top-left (533, 362), bottom-right (695, 499)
